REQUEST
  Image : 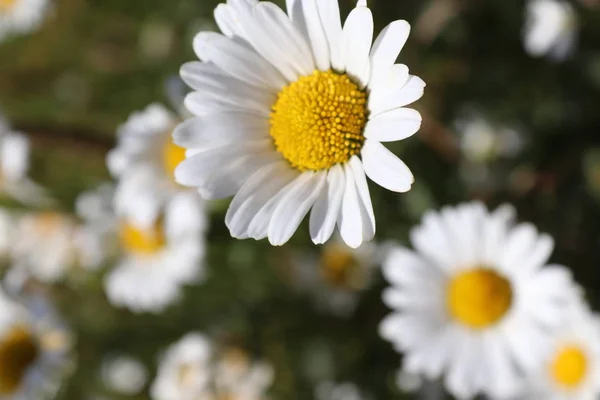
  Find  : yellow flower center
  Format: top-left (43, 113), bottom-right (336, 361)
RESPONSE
top-left (320, 244), bottom-right (358, 288)
top-left (447, 268), bottom-right (513, 329)
top-left (177, 363), bottom-right (201, 389)
top-left (0, 327), bottom-right (39, 395)
top-left (270, 70), bottom-right (367, 171)
top-left (551, 345), bottom-right (588, 389)
top-left (163, 138), bottom-right (187, 179)
top-left (119, 221), bottom-right (166, 255)
top-left (0, 0), bottom-right (17, 12)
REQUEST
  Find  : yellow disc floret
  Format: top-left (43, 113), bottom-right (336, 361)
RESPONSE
top-left (270, 70), bottom-right (368, 171)
top-left (551, 345), bottom-right (588, 389)
top-left (0, 326), bottom-right (39, 395)
top-left (163, 138), bottom-right (187, 179)
top-left (120, 221), bottom-right (166, 256)
top-left (447, 268), bottom-right (513, 329)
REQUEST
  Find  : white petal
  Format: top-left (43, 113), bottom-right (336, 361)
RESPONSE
top-left (173, 113), bottom-right (268, 149)
top-left (499, 223), bottom-right (538, 273)
top-left (254, 2), bottom-right (315, 76)
top-left (337, 162), bottom-right (363, 249)
top-left (364, 108), bottom-right (422, 142)
top-left (370, 20), bottom-right (410, 74)
top-left (214, 4), bottom-right (236, 38)
top-left (193, 32), bottom-right (286, 91)
top-left (316, 0), bottom-right (343, 71)
top-left (369, 74), bottom-right (425, 116)
top-left (299, 0), bottom-right (330, 71)
top-left (342, 3), bottom-right (373, 88)
top-left (1, 132), bottom-right (29, 181)
top-left (349, 156), bottom-right (375, 241)
top-left (481, 204), bottom-right (516, 266)
top-left (246, 173), bottom-right (302, 239)
top-left (174, 140), bottom-right (278, 199)
top-left (268, 171), bottom-right (326, 245)
top-left (361, 139), bottom-right (414, 193)
top-left (226, 161), bottom-right (296, 238)
top-left (368, 63), bottom-right (409, 97)
top-left (309, 164), bottom-right (345, 244)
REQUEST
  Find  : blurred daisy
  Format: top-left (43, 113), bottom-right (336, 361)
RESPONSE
top-left (519, 298), bottom-right (600, 400)
top-left (0, 289), bottom-right (72, 399)
top-left (11, 211), bottom-right (79, 283)
top-left (151, 334), bottom-right (273, 400)
top-left (101, 354), bottom-right (148, 395)
top-left (74, 184), bottom-right (119, 271)
top-left (0, 116), bottom-right (52, 207)
top-left (380, 202), bottom-right (576, 400)
top-left (175, 0), bottom-right (425, 248)
top-left (151, 333), bottom-right (212, 400)
top-left (0, 0), bottom-right (50, 42)
top-left (289, 237), bottom-right (378, 316)
top-left (107, 103), bottom-right (196, 228)
top-left (104, 190), bottom-right (207, 313)
top-left (0, 207), bottom-right (16, 260)
top-left (316, 381), bottom-right (370, 400)
top-left (523, 0), bottom-right (578, 61)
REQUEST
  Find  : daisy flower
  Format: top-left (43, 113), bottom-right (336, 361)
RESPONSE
top-left (11, 211), bottom-right (79, 283)
top-left (523, 0), bottom-right (578, 61)
top-left (379, 202), bottom-right (577, 400)
top-left (107, 103), bottom-right (196, 228)
top-left (0, 116), bottom-right (52, 207)
top-left (104, 189), bottom-right (208, 314)
top-left (101, 354), bottom-right (148, 395)
top-left (519, 297), bottom-right (600, 400)
top-left (151, 333), bottom-right (213, 400)
top-left (0, 288), bottom-right (72, 399)
top-left (151, 334), bottom-right (273, 400)
top-left (288, 236), bottom-right (378, 316)
top-left (0, 0), bottom-right (50, 42)
top-left (175, 0), bottom-right (425, 248)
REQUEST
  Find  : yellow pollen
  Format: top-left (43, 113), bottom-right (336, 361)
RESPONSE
top-left (320, 244), bottom-right (357, 288)
top-left (270, 70), bottom-right (368, 171)
top-left (447, 268), bottom-right (512, 329)
top-left (0, 0), bottom-right (16, 12)
top-left (163, 137), bottom-right (187, 179)
top-left (0, 326), bottom-right (39, 395)
top-left (119, 221), bottom-right (166, 256)
top-left (551, 345), bottom-right (588, 389)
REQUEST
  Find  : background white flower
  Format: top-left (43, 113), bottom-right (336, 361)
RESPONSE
top-left (380, 202), bottom-right (577, 400)
top-left (101, 354), bottom-right (148, 395)
top-left (0, 0), bottom-right (50, 42)
top-left (175, 0), bottom-right (425, 248)
top-left (518, 296), bottom-right (600, 400)
top-left (523, 0), bottom-right (578, 61)
top-left (315, 381), bottom-right (370, 400)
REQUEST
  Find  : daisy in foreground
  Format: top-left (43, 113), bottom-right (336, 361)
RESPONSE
top-left (379, 202), bottom-right (577, 400)
top-left (0, 0), bottom-right (50, 42)
top-left (0, 289), bottom-right (72, 399)
top-left (175, 0), bottom-right (425, 248)
top-left (519, 297), bottom-right (600, 400)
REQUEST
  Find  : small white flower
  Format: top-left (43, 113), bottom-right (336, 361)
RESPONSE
top-left (0, 118), bottom-right (52, 207)
top-left (104, 190), bottom-right (208, 314)
top-left (0, 288), bottom-right (72, 399)
top-left (101, 354), bottom-right (148, 395)
top-left (380, 202), bottom-right (577, 400)
top-left (519, 297), bottom-right (600, 400)
top-left (151, 334), bottom-right (273, 400)
top-left (175, 0), bottom-right (425, 248)
top-left (11, 211), bottom-right (79, 283)
top-left (150, 333), bottom-right (213, 400)
top-left (289, 236), bottom-right (378, 316)
top-left (315, 381), bottom-right (369, 400)
top-left (107, 103), bottom-right (193, 228)
top-left (523, 0), bottom-right (578, 61)
top-left (0, 0), bottom-right (50, 42)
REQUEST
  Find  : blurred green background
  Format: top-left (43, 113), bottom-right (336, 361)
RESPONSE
top-left (2, 0), bottom-right (600, 399)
